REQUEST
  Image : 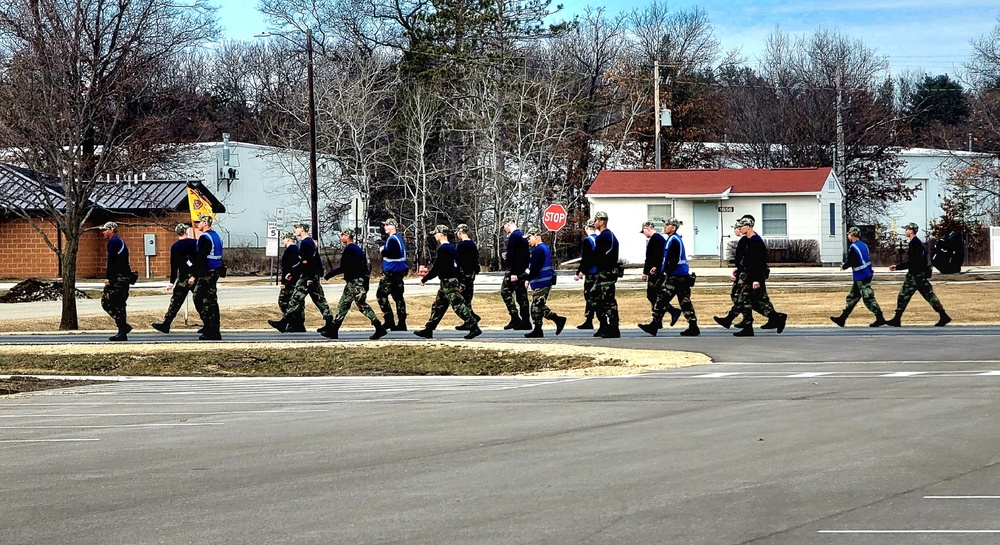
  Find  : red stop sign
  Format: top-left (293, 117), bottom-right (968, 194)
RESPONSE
top-left (542, 203), bottom-right (567, 232)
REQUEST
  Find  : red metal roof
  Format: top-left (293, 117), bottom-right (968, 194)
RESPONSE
top-left (587, 168), bottom-right (834, 196)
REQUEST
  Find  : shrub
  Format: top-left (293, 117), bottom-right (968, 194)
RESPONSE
top-left (726, 238), bottom-right (819, 264)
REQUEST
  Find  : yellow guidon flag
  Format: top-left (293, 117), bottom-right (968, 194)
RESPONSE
top-left (187, 185), bottom-right (214, 223)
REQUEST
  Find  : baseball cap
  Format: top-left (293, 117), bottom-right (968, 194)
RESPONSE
top-left (903, 222), bottom-right (919, 232)
top-left (174, 223), bottom-right (189, 235)
top-left (382, 218), bottom-right (398, 227)
top-left (283, 231), bottom-right (296, 240)
top-left (456, 223), bottom-right (470, 233)
top-left (432, 224), bottom-right (450, 235)
top-left (199, 214), bottom-right (214, 225)
top-left (341, 228), bottom-right (356, 239)
top-left (593, 211), bottom-right (608, 221)
top-left (293, 220), bottom-right (309, 231)
top-left (526, 226), bottom-right (542, 237)
top-left (736, 217), bottom-right (754, 228)
top-left (848, 226), bottom-right (861, 237)
top-left (100, 221), bottom-right (117, 231)
top-left (664, 217), bottom-right (682, 227)
top-left (640, 220), bottom-right (655, 232)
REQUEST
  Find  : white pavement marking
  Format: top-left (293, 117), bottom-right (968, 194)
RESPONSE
top-left (924, 495), bottom-right (1000, 499)
top-left (0, 410), bottom-right (330, 418)
top-left (0, 423), bottom-right (225, 429)
top-left (786, 372), bottom-right (833, 378)
top-left (978, 371), bottom-right (1000, 376)
top-left (0, 438), bottom-right (99, 443)
top-left (692, 372), bottom-right (740, 378)
top-left (880, 371), bottom-right (927, 377)
top-left (819, 530), bottom-right (1000, 534)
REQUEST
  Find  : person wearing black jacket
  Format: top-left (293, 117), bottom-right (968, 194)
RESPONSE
top-left (268, 222), bottom-right (335, 334)
top-left (455, 224), bottom-right (481, 330)
top-left (887, 222), bottom-right (950, 327)
top-left (100, 221), bottom-right (133, 341)
top-left (152, 223), bottom-right (198, 334)
top-left (277, 232), bottom-right (303, 323)
top-left (501, 218), bottom-right (531, 330)
top-left (732, 216), bottom-right (787, 337)
top-left (714, 220), bottom-right (752, 329)
top-left (591, 211), bottom-right (621, 338)
top-left (414, 225), bottom-right (482, 340)
top-left (640, 220), bottom-right (671, 321)
top-left (320, 229), bottom-right (387, 340)
top-left (573, 222), bottom-right (599, 329)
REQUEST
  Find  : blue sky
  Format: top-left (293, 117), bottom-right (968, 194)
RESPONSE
top-left (213, 0), bottom-right (1000, 78)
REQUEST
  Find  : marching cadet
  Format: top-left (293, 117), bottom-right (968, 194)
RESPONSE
top-left (640, 220), bottom-right (674, 326)
top-left (277, 232), bottom-right (303, 324)
top-left (574, 222), bottom-right (599, 329)
top-left (101, 221), bottom-right (133, 341)
top-left (501, 218), bottom-right (531, 330)
top-left (414, 225), bottom-right (482, 340)
top-left (152, 223), bottom-right (197, 334)
top-left (591, 211), bottom-right (621, 338)
top-left (714, 217), bottom-right (753, 329)
top-left (886, 222), bottom-right (951, 327)
top-left (731, 216), bottom-right (787, 337)
top-left (188, 214), bottom-right (223, 340)
top-left (376, 218), bottom-right (409, 331)
top-left (455, 223), bottom-right (481, 330)
top-left (640, 218), bottom-right (699, 336)
top-left (521, 227), bottom-right (567, 338)
top-left (320, 229), bottom-right (388, 340)
top-left (831, 226), bottom-right (887, 327)
top-left (268, 222), bottom-right (334, 333)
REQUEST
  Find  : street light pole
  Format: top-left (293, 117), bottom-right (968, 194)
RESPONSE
top-left (305, 28), bottom-right (318, 241)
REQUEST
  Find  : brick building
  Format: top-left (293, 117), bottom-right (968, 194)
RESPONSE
top-left (0, 163), bottom-right (225, 279)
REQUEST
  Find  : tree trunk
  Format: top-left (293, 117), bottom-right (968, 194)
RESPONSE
top-left (59, 236), bottom-right (80, 330)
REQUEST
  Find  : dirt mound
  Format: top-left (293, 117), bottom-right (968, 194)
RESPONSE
top-left (0, 279), bottom-right (90, 303)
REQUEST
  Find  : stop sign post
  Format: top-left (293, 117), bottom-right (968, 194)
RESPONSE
top-left (542, 203), bottom-right (567, 232)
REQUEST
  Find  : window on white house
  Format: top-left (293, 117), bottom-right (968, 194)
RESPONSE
top-left (647, 204), bottom-right (672, 223)
top-left (829, 203), bottom-right (836, 236)
top-left (761, 203), bottom-right (787, 236)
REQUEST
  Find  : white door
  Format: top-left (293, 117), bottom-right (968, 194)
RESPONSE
top-left (693, 202), bottom-right (719, 256)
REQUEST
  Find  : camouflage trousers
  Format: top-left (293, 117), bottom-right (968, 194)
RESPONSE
top-left (285, 275), bottom-right (333, 319)
top-left (101, 277), bottom-right (131, 327)
top-left (735, 274), bottom-right (777, 324)
top-left (278, 281), bottom-right (303, 321)
top-left (843, 278), bottom-right (882, 315)
top-left (161, 278), bottom-right (192, 324)
top-left (589, 271), bottom-right (619, 327)
top-left (581, 273), bottom-right (597, 318)
top-left (529, 285), bottom-right (557, 324)
top-left (653, 276), bottom-right (697, 323)
top-left (501, 272), bottom-right (529, 316)
top-left (895, 271), bottom-right (945, 314)
top-left (192, 272), bottom-right (220, 330)
top-left (334, 278), bottom-right (378, 323)
top-left (719, 276), bottom-right (746, 320)
top-left (646, 275), bottom-right (666, 313)
top-left (461, 274), bottom-right (481, 322)
top-left (424, 278), bottom-right (476, 330)
top-left (376, 271), bottom-right (407, 319)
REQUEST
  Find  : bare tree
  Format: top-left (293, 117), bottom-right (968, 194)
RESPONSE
top-left (0, 0), bottom-right (217, 329)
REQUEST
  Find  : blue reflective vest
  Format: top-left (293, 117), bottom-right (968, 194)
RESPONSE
top-left (663, 233), bottom-right (689, 276)
top-left (200, 230), bottom-right (224, 270)
top-left (381, 233), bottom-right (408, 273)
top-left (528, 243), bottom-right (554, 290)
top-left (850, 240), bottom-right (873, 282)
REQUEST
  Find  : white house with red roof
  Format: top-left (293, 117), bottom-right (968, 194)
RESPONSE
top-left (586, 167), bottom-right (845, 264)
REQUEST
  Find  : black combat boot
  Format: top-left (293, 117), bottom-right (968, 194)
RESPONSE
top-left (600, 323), bottom-right (621, 338)
top-left (761, 312), bottom-right (788, 334)
top-left (830, 311), bottom-right (849, 327)
top-left (733, 324), bottom-right (754, 337)
top-left (553, 315), bottom-right (567, 335)
top-left (198, 327), bottom-right (222, 341)
top-left (370, 320), bottom-right (388, 340)
top-left (109, 322), bottom-right (130, 342)
top-left (413, 327), bottom-right (433, 339)
top-left (321, 319), bottom-right (343, 339)
top-left (885, 311), bottom-right (903, 327)
top-left (383, 313), bottom-right (397, 331)
top-left (515, 309), bottom-right (532, 330)
top-left (267, 317), bottom-right (287, 332)
top-left (733, 314), bottom-right (751, 329)
top-left (593, 316), bottom-right (608, 337)
top-left (638, 319), bottom-right (660, 336)
top-left (679, 322), bottom-right (700, 336)
top-left (524, 322), bottom-right (544, 338)
top-left (285, 316), bottom-right (306, 333)
top-left (668, 306), bottom-right (682, 327)
top-left (504, 313), bottom-right (521, 330)
top-left (151, 321), bottom-right (170, 334)
top-left (576, 314), bottom-right (594, 330)
top-left (317, 315), bottom-right (335, 334)
top-left (463, 324), bottom-right (483, 340)
top-left (869, 311), bottom-right (887, 327)
top-left (713, 315), bottom-right (734, 329)
top-left (935, 312), bottom-right (952, 327)
top-left (391, 315), bottom-right (407, 332)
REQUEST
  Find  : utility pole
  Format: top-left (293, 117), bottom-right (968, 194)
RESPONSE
top-left (654, 60), bottom-right (661, 169)
top-left (835, 61), bottom-right (845, 181)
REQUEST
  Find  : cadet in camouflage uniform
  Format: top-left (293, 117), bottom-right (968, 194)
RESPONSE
top-left (101, 221), bottom-right (133, 341)
top-left (501, 218), bottom-right (532, 330)
top-left (714, 216), bottom-right (754, 330)
top-left (640, 218), bottom-right (699, 337)
top-left (321, 229), bottom-right (388, 340)
top-left (455, 223), bottom-right (482, 330)
top-left (887, 222), bottom-right (951, 327)
top-left (521, 227), bottom-right (567, 338)
top-left (590, 211), bottom-right (621, 338)
top-left (413, 225), bottom-right (482, 340)
top-left (573, 222), bottom-right (599, 329)
top-left (277, 232), bottom-right (302, 319)
top-left (731, 216), bottom-right (787, 337)
top-left (268, 222), bottom-right (334, 333)
top-left (152, 223), bottom-right (197, 334)
top-left (640, 220), bottom-right (670, 321)
top-left (188, 214), bottom-right (224, 340)
top-left (831, 226), bottom-right (887, 327)
top-left (376, 218), bottom-right (409, 331)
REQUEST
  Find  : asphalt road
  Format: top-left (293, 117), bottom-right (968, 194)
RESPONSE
top-left (3, 327), bottom-right (1000, 544)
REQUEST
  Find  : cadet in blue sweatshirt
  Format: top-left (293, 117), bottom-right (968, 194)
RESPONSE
top-left (521, 227), bottom-right (567, 338)
top-left (414, 225), bottom-right (482, 340)
top-left (320, 229), bottom-right (387, 340)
